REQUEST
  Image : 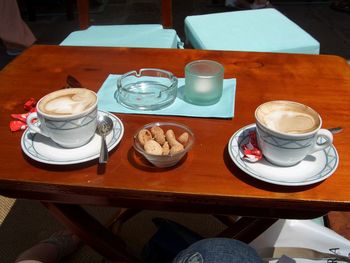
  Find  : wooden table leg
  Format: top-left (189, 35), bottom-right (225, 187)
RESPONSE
top-left (217, 217), bottom-right (278, 243)
top-left (106, 208), bottom-right (142, 234)
top-left (213, 214), bottom-right (238, 226)
top-left (161, 0), bottom-right (172, 28)
top-left (42, 202), bottom-right (141, 262)
top-left (76, 0), bottom-right (89, 29)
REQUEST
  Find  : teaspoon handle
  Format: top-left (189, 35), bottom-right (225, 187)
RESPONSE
top-left (328, 127), bottom-right (343, 134)
top-left (99, 135), bottom-right (108, 164)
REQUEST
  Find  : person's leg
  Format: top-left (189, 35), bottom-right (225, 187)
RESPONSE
top-left (15, 230), bottom-right (80, 263)
top-left (173, 238), bottom-right (263, 263)
top-left (0, 0), bottom-right (36, 51)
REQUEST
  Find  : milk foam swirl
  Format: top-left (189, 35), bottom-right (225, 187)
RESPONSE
top-left (256, 101), bottom-right (320, 134)
top-left (263, 110), bottom-right (316, 134)
top-left (39, 88), bottom-right (97, 116)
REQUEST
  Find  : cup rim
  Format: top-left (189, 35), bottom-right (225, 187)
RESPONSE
top-left (185, 60), bottom-right (224, 78)
top-left (255, 100), bottom-right (323, 137)
top-left (36, 88), bottom-right (98, 119)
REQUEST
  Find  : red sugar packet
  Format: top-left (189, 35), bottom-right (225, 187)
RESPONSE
top-left (10, 121), bottom-right (27, 131)
top-left (10, 98), bottom-right (37, 132)
top-left (23, 97), bottom-right (36, 111)
top-left (241, 131), bottom-right (263, 162)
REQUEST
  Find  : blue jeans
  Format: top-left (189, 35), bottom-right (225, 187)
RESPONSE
top-left (173, 238), bottom-right (263, 263)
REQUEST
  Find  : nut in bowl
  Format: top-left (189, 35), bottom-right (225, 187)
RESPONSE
top-left (133, 122), bottom-right (194, 168)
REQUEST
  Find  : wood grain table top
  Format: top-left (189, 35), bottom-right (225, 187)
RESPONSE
top-left (1, 45), bottom-right (350, 218)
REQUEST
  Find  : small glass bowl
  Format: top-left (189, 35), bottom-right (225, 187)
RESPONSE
top-left (115, 68), bottom-right (178, 111)
top-left (133, 122), bottom-right (194, 168)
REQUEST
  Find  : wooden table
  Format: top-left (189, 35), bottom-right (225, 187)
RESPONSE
top-left (1, 45), bottom-right (350, 262)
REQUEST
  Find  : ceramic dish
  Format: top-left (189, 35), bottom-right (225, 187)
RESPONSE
top-left (228, 124), bottom-right (339, 186)
top-left (21, 111), bottom-right (124, 165)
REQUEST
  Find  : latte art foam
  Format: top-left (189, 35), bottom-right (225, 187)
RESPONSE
top-left (263, 110), bottom-right (317, 134)
top-left (256, 101), bottom-right (320, 135)
top-left (39, 88), bottom-right (97, 116)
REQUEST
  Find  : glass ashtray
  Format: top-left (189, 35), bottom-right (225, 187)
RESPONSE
top-left (115, 68), bottom-right (178, 111)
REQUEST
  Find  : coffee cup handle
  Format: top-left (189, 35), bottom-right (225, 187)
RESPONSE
top-left (310, 129), bottom-right (333, 154)
top-left (26, 112), bottom-right (49, 137)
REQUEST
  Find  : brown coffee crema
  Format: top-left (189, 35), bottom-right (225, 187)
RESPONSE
top-left (39, 88), bottom-right (97, 116)
top-left (256, 101), bottom-right (320, 134)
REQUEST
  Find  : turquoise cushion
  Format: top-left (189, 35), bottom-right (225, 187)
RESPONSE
top-left (185, 8), bottom-right (320, 54)
top-left (61, 25), bottom-right (180, 49)
top-left (312, 217), bottom-right (325, 226)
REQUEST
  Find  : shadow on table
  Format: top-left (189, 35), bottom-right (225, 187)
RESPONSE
top-left (127, 147), bottom-right (188, 173)
top-left (223, 144), bottom-right (323, 193)
top-left (21, 141), bottom-right (122, 174)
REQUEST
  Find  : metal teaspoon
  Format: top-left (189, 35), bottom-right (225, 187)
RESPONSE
top-left (328, 127), bottom-right (343, 134)
top-left (96, 115), bottom-right (114, 164)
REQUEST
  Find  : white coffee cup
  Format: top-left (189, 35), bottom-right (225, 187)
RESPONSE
top-left (26, 88), bottom-right (98, 148)
top-left (255, 100), bottom-right (333, 166)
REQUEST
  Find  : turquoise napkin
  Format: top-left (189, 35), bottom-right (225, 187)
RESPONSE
top-left (97, 74), bottom-right (236, 118)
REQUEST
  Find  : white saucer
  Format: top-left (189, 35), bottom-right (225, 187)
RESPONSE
top-left (228, 124), bottom-right (339, 186)
top-left (21, 111), bottom-right (124, 165)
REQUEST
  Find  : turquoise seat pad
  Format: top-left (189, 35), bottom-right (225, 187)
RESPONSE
top-left (61, 25), bottom-right (179, 48)
top-left (185, 8), bottom-right (320, 54)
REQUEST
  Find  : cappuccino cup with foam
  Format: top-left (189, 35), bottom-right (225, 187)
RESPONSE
top-left (255, 100), bottom-right (333, 166)
top-left (27, 88), bottom-right (98, 148)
